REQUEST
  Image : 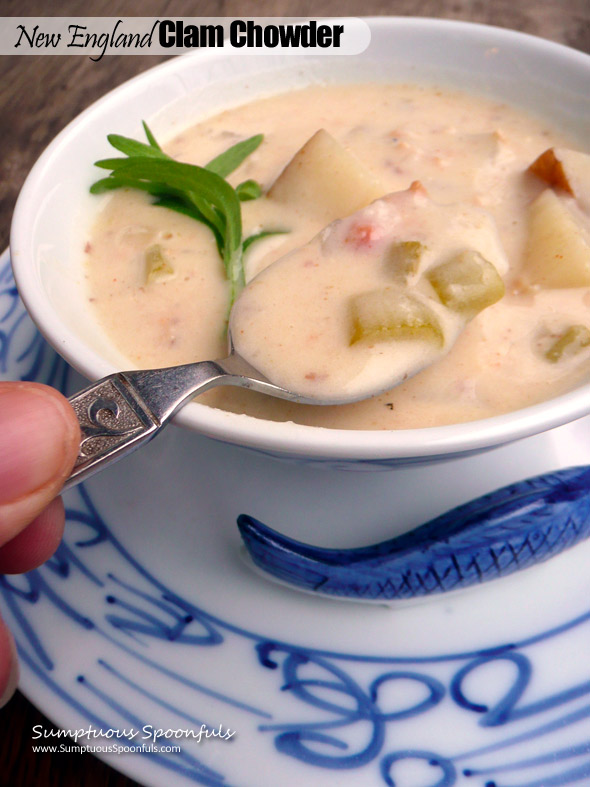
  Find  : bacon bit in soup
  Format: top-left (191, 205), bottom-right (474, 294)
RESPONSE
top-left (345, 223), bottom-right (380, 248)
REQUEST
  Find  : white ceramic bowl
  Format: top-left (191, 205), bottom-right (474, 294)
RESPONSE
top-left (10, 18), bottom-right (590, 467)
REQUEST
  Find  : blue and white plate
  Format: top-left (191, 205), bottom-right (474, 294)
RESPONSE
top-left (3, 246), bottom-right (590, 787)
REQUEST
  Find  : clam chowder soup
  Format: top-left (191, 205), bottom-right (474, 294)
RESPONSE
top-left (86, 83), bottom-right (590, 429)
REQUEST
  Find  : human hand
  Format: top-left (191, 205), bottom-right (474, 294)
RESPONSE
top-left (0, 382), bottom-right (80, 705)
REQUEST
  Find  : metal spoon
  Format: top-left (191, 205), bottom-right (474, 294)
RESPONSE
top-left (65, 341), bottom-right (351, 491)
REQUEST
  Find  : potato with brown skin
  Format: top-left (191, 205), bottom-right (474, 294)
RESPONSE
top-left (529, 148), bottom-right (574, 195)
top-left (529, 147), bottom-right (590, 213)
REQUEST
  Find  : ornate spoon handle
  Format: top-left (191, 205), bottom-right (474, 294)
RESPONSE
top-left (64, 350), bottom-right (315, 491)
top-left (64, 361), bottom-right (226, 490)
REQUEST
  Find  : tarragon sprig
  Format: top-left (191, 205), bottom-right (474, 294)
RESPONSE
top-left (90, 123), bottom-right (271, 307)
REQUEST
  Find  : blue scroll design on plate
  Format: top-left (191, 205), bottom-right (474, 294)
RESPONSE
top-left (237, 465), bottom-right (590, 600)
top-left (3, 254), bottom-right (590, 785)
top-left (6, 481), bottom-right (590, 786)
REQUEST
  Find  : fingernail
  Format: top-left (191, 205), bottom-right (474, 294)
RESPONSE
top-left (0, 631), bottom-right (19, 708)
top-left (0, 384), bottom-right (73, 503)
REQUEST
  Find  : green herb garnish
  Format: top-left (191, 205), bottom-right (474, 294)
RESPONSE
top-left (90, 123), bottom-right (283, 308)
top-left (235, 179), bottom-right (262, 202)
top-left (243, 229), bottom-right (290, 253)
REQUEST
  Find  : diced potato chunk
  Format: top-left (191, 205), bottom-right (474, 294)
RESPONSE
top-left (545, 324), bottom-right (590, 363)
top-left (427, 250), bottom-right (505, 317)
top-left (529, 147), bottom-right (590, 213)
top-left (349, 288), bottom-right (443, 347)
top-left (268, 129), bottom-right (384, 223)
top-left (525, 189), bottom-right (590, 288)
top-left (386, 241), bottom-right (426, 280)
top-left (145, 244), bottom-right (174, 283)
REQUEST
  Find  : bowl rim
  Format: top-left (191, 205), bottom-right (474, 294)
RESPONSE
top-left (10, 16), bottom-right (590, 461)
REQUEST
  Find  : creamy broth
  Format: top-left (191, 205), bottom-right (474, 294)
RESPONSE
top-left (86, 83), bottom-right (590, 429)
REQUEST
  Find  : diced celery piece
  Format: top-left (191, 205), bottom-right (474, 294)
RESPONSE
top-left (349, 288), bottom-right (443, 346)
top-left (545, 324), bottom-right (590, 363)
top-left (145, 244), bottom-right (174, 283)
top-left (427, 249), bottom-right (504, 317)
top-left (386, 240), bottom-right (426, 279)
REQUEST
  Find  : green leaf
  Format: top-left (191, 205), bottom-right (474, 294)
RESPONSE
top-left (143, 121), bottom-right (162, 151)
top-left (89, 175), bottom-right (171, 194)
top-left (236, 179), bottom-right (262, 202)
top-left (205, 134), bottom-right (263, 178)
top-left (90, 175), bottom-right (189, 202)
top-left (94, 157), bottom-right (138, 171)
top-left (243, 229), bottom-right (289, 253)
top-left (106, 134), bottom-right (169, 160)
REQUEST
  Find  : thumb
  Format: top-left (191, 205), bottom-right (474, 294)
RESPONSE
top-left (0, 382), bottom-right (80, 544)
top-left (0, 623), bottom-right (18, 708)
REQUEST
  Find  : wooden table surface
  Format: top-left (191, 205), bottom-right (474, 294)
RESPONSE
top-left (1, 1), bottom-right (589, 785)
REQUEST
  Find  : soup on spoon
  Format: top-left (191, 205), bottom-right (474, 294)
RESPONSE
top-left (230, 181), bottom-right (507, 402)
